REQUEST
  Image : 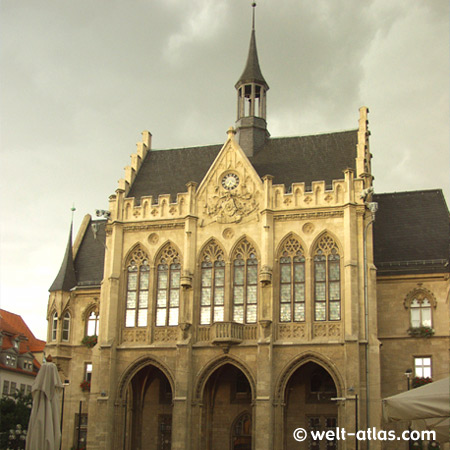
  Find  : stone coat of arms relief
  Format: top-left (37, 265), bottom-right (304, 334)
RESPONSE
top-left (198, 141), bottom-right (262, 226)
top-left (205, 182), bottom-right (259, 224)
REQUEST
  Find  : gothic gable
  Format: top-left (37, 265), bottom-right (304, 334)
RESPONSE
top-left (197, 128), bottom-right (263, 226)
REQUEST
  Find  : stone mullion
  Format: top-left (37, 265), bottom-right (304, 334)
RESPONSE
top-left (225, 261), bottom-right (232, 321)
top-left (305, 256), bottom-right (313, 339)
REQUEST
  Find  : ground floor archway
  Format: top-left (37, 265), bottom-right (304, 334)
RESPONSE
top-left (124, 364), bottom-right (173, 450)
top-left (200, 363), bottom-right (253, 450)
top-left (284, 361), bottom-right (339, 449)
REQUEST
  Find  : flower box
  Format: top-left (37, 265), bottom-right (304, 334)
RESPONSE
top-left (407, 327), bottom-right (434, 338)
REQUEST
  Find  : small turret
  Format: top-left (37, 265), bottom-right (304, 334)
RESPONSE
top-left (235, 3), bottom-right (269, 157)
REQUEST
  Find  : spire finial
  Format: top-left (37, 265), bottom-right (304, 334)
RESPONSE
top-left (252, 2), bottom-right (256, 30)
top-left (71, 204), bottom-right (76, 223)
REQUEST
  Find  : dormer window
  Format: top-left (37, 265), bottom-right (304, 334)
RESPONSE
top-left (6, 354), bottom-right (17, 367)
top-left (13, 339), bottom-right (19, 349)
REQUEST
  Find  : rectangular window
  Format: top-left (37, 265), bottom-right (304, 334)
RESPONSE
top-left (10, 382), bottom-right (17, 395)
top-left (85, 363), bottom-right (93, 382)
top-left (26, 385), bottom-right (32, 395)
top-left (414, 357), bottom-right (432, 378)
top-left (20, 384), bottom-right (25, 393)
top-left (3, 381), bottom-right (9, 395)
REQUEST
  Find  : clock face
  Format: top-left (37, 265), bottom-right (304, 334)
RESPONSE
top-left (221, 173), bottom-right (240, 190)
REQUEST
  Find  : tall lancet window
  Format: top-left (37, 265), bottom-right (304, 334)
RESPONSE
top-left (156, 244), bottom-right (181, 327)
top-left (125, 246), bottom-right (150, 328)
top-left (279, 237), bottom-right (305, 322)
top-left (200, 241), bottom-right (225, 325)
top-left (232, 239), bottom-right (258, 324)
top-left (314, 235), bottom-right (341, 321)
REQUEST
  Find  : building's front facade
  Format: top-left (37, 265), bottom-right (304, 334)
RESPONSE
top-left (45, 16), bottom-right (449, 450)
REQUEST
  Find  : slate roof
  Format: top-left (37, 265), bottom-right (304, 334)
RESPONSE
top-left (48, 219), bottom-right (106, 291)
top-left (74, 219), bottom-right (106, 287)
top-left (236, 28), bottom-right (268, 89)
top-left (127, 130), bottom-right (358, 204)
top-left (49, 225), bottom-right (77, 292)
top-left (373, 190), bottom-right (450, 275)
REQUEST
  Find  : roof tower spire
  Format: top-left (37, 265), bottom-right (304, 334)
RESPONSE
top-left (235, 2), bottom-right (269, 157)
top-left (49, 212), bottom-right (77, 292)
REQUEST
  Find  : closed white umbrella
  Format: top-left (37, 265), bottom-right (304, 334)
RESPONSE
top-left (383, 377), bottom-right (449, 443)
top-left (25, 361), bottom-right (63, 450)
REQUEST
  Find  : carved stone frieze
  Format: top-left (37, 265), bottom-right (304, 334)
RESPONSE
top-left (123, 222), bottom-right (184, 231)
top-left (154, 327), bottom-right (178, 342)
top-left (274, 210), bottom-right (344, 221)
top-left (277, 323), bottom-right (306, 340)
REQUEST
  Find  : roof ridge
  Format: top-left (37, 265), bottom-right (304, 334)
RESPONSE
top-left (269, 128), bottom-right (358, 140)
top-left (374, 189), bottom-right (444, 197)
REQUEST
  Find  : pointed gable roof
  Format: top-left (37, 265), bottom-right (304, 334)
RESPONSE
top-left (49, 224), bottom-right (77, 292)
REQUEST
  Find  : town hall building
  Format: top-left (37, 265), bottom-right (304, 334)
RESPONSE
top-left (45, 8), bottom-right (450, 450)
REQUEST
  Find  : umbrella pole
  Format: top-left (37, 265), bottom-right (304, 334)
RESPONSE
top-left (60, 386), bottom-right (65, 450)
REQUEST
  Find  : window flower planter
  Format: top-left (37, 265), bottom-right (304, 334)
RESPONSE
top-left (81, 335), bottom-right (98, 348)
top-left (412, 377), bottom-right (432, 388)
top-left (80, 380), bottom-right (91, 392)
top-left (407, 327), bottom-right (434, 338)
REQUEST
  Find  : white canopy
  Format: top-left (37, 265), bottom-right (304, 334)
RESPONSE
top-left (383, 377), bottom-right (449, 443)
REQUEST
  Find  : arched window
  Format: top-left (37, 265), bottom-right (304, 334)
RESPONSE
top-left (156, 243), bottom-right (181, 327)
top-left (200, 241), bottom-right (225, 325)
top-left (86, 309), bottom-right (99, 336)
top-left (279, 236), bottom-right (305, 322)
top-left (51, 312), bottom-right (58, 341)
top-left (232, 239), bottom-right (258, 324)
top-left (313, 235), bottom-right (341, 321)
top-left (231, 412), bottom-right (252, 450)
top-left (125, 246), bottom-right (150, 328)
top-left (62, 312), bottom-right (71, 341)
top-left (405, 289), bottom-right (435, 328)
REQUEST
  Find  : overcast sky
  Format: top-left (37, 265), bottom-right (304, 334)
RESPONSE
top-left (1, 0), bottom-right (449, 340)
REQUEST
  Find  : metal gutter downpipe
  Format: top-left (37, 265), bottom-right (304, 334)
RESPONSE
top-left (363, 201), bottom-right (378, 450)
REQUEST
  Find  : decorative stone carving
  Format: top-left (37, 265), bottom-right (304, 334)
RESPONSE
top-left (180, 270), bottom-right (193, 289)
top-left (154, 327), bottom-right (178, 342)
top-left (204, 184), bottom-right (259, 224)
top-left (259, 265), bottom-right (272, 286)
top-left (148, 233), bottom-right (159, 245)
top-left (222, 228), bottom-right (234, 240)
top-left (277, 323), bottom-right (306, 340)
top-left (302, 222), bottom-right (315, 234)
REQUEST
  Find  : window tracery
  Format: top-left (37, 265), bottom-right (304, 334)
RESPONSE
top-left (156, 243), bottom-right (181, 327)
top-left (279, 236), bottom-right (305, 322)
top-left (200, 241), bottom-right (225, 325)
top-left (404, 288), bottom-right (436, 328)
top-left (232, 239), bottom-right (258, 324)
top-left (125, 246), bottom-right (150, 328)
top-left (313, 235), bottom-right (341, 321)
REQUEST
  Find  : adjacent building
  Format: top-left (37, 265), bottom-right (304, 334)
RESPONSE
top-left (45, 11), bottom-right (449, 450)
top-left (0, 309), bottom-right (45, 398)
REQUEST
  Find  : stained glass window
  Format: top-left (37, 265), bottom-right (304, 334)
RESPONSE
top-left (155, 243), bottom-right (181, 327)
top-left (314, 235), bottom-right (341, 321)
top-left (279, 237), bottom-right (305, 322)
top-left (125, 246), bottom-right (150, 328)
top-left (232, 240), bottom-right (258, 324)
top-left (200, 241), bottom-right (225, 325)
